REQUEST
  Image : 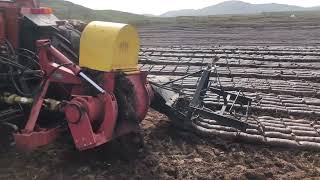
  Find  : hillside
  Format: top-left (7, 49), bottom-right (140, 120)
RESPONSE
top-left (39, 0), bottom-right (154, 24)
top-left (39, 0), bottom-right (320, 25)
top-left (161, 1), bottom-right (317, 17)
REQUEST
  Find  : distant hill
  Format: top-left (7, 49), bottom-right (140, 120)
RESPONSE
top-left (39, 0), bottom-right (320, 25)
top-left (161, 1), bottom-right (318, 17)
top-left (161, 9), bottom-right (197, 17)
top-left (39, 0), bottom-right (153, 24)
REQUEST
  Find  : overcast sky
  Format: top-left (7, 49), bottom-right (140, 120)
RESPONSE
top-left (67, 0), bottom-right (320, 15)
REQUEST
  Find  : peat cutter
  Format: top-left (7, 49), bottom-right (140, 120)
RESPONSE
top-left (0, 0), bottom-right (153, 151)
top-left (0, 0), bottom-right (252, 152)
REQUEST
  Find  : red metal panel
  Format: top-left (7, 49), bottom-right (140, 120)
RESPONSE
top-left (65, 93), bottom-right (118, 150)
top-left (4, 7), bottom-right (19, 48)
top-left (14, 128), bottom-right (61, 151)
top-left (64, 71), bottom-right (154, 150)
top-left (0, 0), bottom-right (38, 47)
top-left (0, 12), bottom-right (5, 41)
top-left (95, 92), bottom-right (118, 143)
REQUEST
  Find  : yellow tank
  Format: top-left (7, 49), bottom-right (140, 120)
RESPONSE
top-left (79, 21), bottom-right (140, 73)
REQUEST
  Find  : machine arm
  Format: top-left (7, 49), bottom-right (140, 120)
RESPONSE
top-left (38, 40), bottom-right (105, 94)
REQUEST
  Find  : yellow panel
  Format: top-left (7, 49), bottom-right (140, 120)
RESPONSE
top-left (79, 21), bottom-right (140, 72)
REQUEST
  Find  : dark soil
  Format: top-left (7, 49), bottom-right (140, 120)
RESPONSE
top-left (0, 110), bottom-right (319, 180)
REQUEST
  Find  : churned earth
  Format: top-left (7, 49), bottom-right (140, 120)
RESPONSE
top-left (0, 110), bottom-right (319, 180)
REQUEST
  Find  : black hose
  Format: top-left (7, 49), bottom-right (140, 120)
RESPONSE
top-left (0, 56), bottom-right (28, 69)
top-left (29, 63), bottom-right (74, 98)
top-left (4, 39), bottom-right (15, 57)
top-left (0, 40), bottom-right (43, 97)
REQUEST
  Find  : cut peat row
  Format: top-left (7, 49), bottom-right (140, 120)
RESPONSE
top-left (141, 52), bottom-right (320, 63)
top-left (147, 75), bottom-right (320, 98)
top-left (142, 46), bottom-right (320, 56)
top-left (139, 57), bottom-right (320, 70)
top-left (141, 64), bottom-right (320, 82)
top-left (193, 115), bottom-right (320, 150)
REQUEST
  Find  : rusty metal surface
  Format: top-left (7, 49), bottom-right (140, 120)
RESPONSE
top-left (140, 46), bottom-right (320, 150)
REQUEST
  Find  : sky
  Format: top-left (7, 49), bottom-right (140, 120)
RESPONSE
top-left (67, 0), bottom-right (320, 15)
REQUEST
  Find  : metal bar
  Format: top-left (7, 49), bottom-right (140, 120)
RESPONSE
top-left (48, 45), bottom-right (81, 74)
top-left (162, 70), bottom-right (203, 86)
top-left (192, 107), bottom-right (249, 131)
top-left (79, 72), bottom-right (105, 94)
top-left (0, 70), bottom-right (42, 77)
top-left (190, 69), bottom-right (211, 107)
top-left (24, 79), bottom-right (50, 133)
top-left (246, 101), bottom-right (251, 120)
top-left (229, 91), bottom-right (241, 113)
top-left (46, 43), bottom-right (105, 94)
top-left (220, 94), bottom-right (231, 115)
top-left (213, 65), bottom-right (223, 90)
top-left (149, 81), bottom-right (186, 94)
top-left (0, 92), bottom-right (61, 111)
top-left (210, 88), bottom-right (252, 104)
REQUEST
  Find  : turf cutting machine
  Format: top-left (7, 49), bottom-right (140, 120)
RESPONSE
top-left (0, 0), bottom-right (153, 151)
top-left (150, 64), bottom-right (253, 133)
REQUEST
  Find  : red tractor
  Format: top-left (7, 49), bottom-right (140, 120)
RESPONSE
top-left (0, 0), bottom-right (153, 152)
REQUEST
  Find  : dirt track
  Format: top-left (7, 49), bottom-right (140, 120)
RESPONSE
top-left (1, 19), bottom-right (320, 179)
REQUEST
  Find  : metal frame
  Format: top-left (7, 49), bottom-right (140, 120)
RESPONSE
top-left (13, 40), bottom-right (153, 151)
top-left (152, 63), bottom-right (252, 131)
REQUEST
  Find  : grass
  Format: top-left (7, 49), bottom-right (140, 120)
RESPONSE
top-left (40, 0), bottom-right (320, 26)
top-left (40, 0), bottom-right (163, 25)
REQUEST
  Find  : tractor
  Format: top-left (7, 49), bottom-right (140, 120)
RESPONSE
top-left (0, 0), bottom-right (153, 152)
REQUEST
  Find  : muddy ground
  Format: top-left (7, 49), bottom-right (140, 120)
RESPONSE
top-left (1, 18), bottom-right (320, 180)
top-left (0, 110), bottom-right (319, 180)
